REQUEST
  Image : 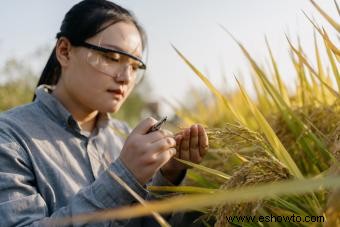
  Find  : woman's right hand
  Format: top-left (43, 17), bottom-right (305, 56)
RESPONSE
top-left (119, 117), bottom-right (177, 185)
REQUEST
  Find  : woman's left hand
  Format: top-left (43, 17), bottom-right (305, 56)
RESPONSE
top-left (161, 124), bottom-right (209, 183)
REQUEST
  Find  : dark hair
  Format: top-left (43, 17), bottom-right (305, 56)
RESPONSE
top-left (33, 0), bottom-right (147, 100)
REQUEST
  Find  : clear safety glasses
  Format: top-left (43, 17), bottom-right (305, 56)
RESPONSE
top-left (78, 42), bottom-right (146, 84)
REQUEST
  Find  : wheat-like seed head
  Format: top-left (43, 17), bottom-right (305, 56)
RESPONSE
top-left (213, 158), bottom-right (291, 227)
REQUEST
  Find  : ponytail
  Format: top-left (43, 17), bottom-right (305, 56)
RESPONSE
top-left (32, 47), bottom-right (61, 101)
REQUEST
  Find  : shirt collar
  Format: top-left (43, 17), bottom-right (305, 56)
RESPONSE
top-left (34, 84), bottom-right (111, 136)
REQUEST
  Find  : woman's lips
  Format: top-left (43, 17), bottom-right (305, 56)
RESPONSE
top-left (107, 89), bottom-right (124, 99)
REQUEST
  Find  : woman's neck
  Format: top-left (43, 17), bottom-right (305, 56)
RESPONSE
top-left (52, 85), bottom-right (98, 133)
top-left (76, 112), bottom-right (99, 133)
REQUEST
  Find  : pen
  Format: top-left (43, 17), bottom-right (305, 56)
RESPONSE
top-left (146, 116), bottom-right (167, 134)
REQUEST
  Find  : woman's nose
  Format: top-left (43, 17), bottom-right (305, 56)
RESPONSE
top-left (114, 64), bottom-right (133, 84)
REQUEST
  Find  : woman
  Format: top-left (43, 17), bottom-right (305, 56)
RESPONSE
top-left (0, 0), bottom-right (208, 226)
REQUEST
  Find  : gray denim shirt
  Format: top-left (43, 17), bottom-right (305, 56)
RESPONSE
top-left (0, 85), bottom-right (178, 227)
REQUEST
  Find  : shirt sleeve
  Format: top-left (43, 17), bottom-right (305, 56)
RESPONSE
top-left (0, 131), bottom-right (148, 227)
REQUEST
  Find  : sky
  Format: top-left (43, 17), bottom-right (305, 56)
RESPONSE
top-left (0, 0), bottom-right (338, 116)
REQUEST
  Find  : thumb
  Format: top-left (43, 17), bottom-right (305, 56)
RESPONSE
top-left (131, 117), bottom-right (158, 135)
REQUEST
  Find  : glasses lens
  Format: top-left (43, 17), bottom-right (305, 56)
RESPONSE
top-left (86, 49), bottom-right (145, 84)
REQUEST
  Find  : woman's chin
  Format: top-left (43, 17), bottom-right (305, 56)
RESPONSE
top-left (102, 102), bottom-right (121, 113)
top-left (96, 96), bottom-right (125, 113)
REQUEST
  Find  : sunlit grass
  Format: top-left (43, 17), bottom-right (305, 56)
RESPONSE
top-left (57, 0), bottom-right (340, 226)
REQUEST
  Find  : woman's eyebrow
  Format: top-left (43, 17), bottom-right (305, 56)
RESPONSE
top-left (103, 43), bottom-right (142, 59)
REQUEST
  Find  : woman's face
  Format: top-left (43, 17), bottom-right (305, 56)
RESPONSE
top-left (61, 21), bottom-right (143, 114)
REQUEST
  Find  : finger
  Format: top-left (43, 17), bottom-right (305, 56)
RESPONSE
top-left (144, 129), bottom-right (174, 143)
top-left (198, 124), bottom-right (209, 157)
top-left (174, 130), bottom-right (184, 137)
top-left (132, 117), bottom-right (157, 134)
top-left (180, 128), bottom-right (190, 160)
top-left (175, 134), bottom-right (183, 158)
top-left (157, 148), bottom-right (177, 167)
top-left (189, 124), bottom-right (201, 163)
top-left (149, 136), bottom-right (176, 154)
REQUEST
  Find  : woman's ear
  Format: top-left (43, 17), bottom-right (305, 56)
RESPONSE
top-left (55, 37), bottom-right (72, 67)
